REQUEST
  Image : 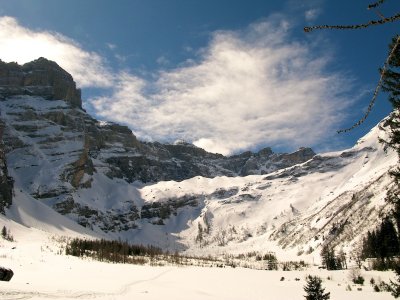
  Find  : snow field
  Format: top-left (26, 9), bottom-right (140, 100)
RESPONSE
top-left (0, 225), bottom-right (396, 300)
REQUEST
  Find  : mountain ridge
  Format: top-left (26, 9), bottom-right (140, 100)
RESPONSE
top-left (0, 58), bottom-right (396, 258)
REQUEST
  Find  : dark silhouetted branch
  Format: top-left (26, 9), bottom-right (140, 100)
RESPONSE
top-left (304, 13), bottom-right (400, 32)
top-left (337, 35), bottom-right (400, 134)
top-left (368, 0), bottom-right (386, 10)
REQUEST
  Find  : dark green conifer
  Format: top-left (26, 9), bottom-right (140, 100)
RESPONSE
top-left (382, 36), bottom-right (400, 217)
top-left (304, 275), bottom-right (330, 300)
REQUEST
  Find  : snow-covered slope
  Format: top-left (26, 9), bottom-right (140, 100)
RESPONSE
top-left (133, 119), bottom-right (396, 258)
top-left (3, 108), bottom-right (395, 259)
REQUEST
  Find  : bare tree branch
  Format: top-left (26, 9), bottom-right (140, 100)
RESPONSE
top-left (337, 35), bottom-right (400, 134)
top-left (304, 13), bottom-right (400, 32)
top-left (368, 0), bottom-right (386, 10)
top-left (373, 10), bottom-right (386, 20)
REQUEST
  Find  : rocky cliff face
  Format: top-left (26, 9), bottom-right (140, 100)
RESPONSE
top-left (0, 58), bottom-right (316, 232)
top-left (0, 119), bottom-right (13, 214)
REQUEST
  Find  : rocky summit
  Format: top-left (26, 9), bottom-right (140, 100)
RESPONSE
top-left (0, 57), bottom-right (82, 108)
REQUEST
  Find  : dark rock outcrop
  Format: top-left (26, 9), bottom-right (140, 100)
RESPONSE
top-left (0, 120), bottom-right (13, 214)
top-left (0, 267), bottom-right (13, 281)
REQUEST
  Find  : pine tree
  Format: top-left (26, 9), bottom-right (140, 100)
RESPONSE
top-left (304, 275), bottom-right (330, 300)
top-left (390, 265), bottom-right (400, 298)
top-left (1, 225), bottom-right (6, 238)
top-left (379, 218), bottom-right (400, 258)
top-left (382, 35), bottom-right (400, 219)
top-left (320, 246), bottom-right (341, 270)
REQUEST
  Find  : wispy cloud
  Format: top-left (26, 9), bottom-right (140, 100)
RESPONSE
top-left (156, 55), bottom-right (170, 66)
top-left (0, 15), bottom-right (352, 155)
top-left (91, 17), bottom-right (351, 155)
top-left (106, 42), bottom-right (117, 50)
top-left (0, 16), bottom-right (113, 88)
top-left (305, 8), bottom-right (321, 22)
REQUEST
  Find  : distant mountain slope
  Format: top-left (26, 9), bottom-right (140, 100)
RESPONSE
top-left (0, 58), bottom-right (396, 258)
top-left (135, 118), bottom-right (396, 256)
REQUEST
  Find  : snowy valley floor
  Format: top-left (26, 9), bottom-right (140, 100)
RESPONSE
top-left (0, 233), bottom-right (396, 300)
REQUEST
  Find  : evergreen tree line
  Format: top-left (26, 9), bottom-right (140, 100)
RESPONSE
top-left (320, 246), bottom-right (347, 270)
top-left (65, 238), bottom-right (163, 263)
top-left (362, 218), bottom-right (399, 259)
top-left (361, 217), bottom-right (400, 269)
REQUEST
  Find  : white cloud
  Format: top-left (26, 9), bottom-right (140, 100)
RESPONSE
top-left (305, 9), bottom-right (321, 22)
top-left (0, 16), bottom-right (113, 88)
top-left (90, 18), bottom-right (351, 155)
top-left (106, 42), bottom-right (117, 50)
top-left (115, 54), bottom-right (127, 63)
top-left (156, 55), bottom-right (170, 66)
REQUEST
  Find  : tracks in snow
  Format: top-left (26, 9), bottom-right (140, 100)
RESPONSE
top-left (0, 268), bottom-right (173, 300)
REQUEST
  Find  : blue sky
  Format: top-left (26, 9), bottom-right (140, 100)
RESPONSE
top-left (0, 0), bottom-right (398, 155)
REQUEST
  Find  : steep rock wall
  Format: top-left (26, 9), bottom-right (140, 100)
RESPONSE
top-left (0, 119), bottom-right (13, 214)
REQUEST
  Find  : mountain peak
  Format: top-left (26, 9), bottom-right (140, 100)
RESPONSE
top-left (0, 57), bottom-right (82, 108)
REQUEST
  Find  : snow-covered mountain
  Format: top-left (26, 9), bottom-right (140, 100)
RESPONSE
top-left (0, 58), bottom-right (397, 259)
top-left (134, 119), bottom-right (396, 258)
